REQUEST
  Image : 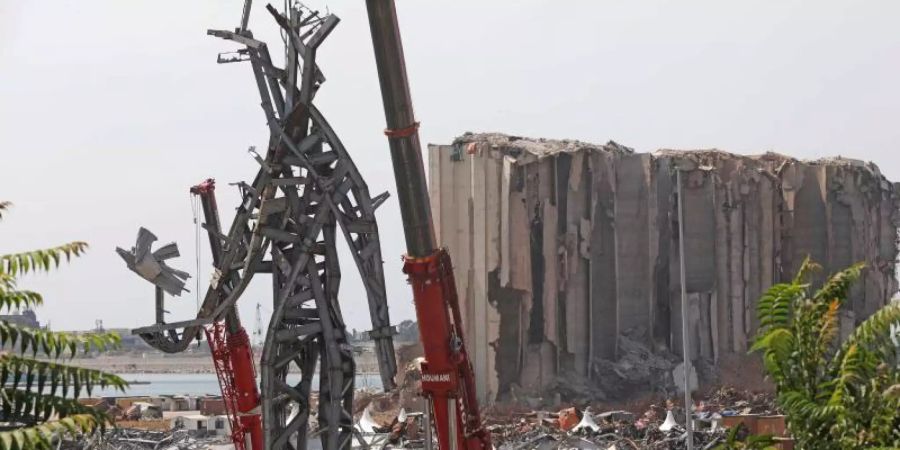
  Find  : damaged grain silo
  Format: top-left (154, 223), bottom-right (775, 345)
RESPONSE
top-left (427, 133), bottom-right (900, 404)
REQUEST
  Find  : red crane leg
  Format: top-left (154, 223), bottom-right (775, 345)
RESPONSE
top-left (206, 322), bottom-right (263, 450)
top-left (404, 249), bottom-right (492, 450)
top-left (228, 328), bottom-right (263, 450)
top-left (429, 396), bottom-right (452, 450)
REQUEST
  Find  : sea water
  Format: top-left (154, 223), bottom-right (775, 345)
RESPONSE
top-left (91, 372), bottom-right (384, 398)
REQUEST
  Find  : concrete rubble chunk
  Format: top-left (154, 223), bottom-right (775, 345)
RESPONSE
top-left (659, 410), bottom-right (679, 432)
top-left (429, 133), bottom-right (899, 404)
top-left (596, 410), bottom-right (635, 423)
top-left (357, 404), bottom-right (379, 433)
top-left (571, 408), bottom-right (601, 433)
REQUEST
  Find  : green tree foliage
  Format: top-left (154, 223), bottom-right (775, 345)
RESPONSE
top-left (0, 202), bottom-right (127, 450)
top-left (751, 258), bottom-right (900, 449)
top-left (714, 423), bottom-right (777, 450)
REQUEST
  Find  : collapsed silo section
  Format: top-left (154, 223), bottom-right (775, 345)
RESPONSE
top-left (428, 134), bottom-right (631, 403)
top-left (428, 133), bottom-right (900, 405)
top-left (778, 157), bottom-right (900, 338)
top-left (654, 152), bottom-right (784, 363)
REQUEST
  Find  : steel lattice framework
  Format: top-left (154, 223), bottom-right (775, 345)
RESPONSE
top-left (129, 4), bottom-right (397, 450)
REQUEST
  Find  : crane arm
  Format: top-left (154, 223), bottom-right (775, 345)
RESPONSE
top-left (190, 180), bottom-right (263, 450)
top-left (365, 2), bottom-right (492, 449)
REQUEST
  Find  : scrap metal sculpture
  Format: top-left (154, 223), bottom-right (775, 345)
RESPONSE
top-left (123, 3), bottom-right (397, 450)
top-left (117, 228), bottom-right (190, 297)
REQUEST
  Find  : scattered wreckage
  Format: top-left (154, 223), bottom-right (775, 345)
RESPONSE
top-left (63, 428), bottom-right (231, 450)
top-left (350, 386), bottom-right (789, 450)
top-left (58, 386), bottom-right (787, 450)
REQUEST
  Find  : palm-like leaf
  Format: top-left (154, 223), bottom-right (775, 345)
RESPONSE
top-left (791, 256), bottom-right (820, 285)
top-left (814, 263), bottom-right (864, 304)
top-left (753, 261), bottom-right (900, 449)
top-left (0, 413), bottom-right (104, 450)
top-left (1, 242), bottom-right (89, 277)
top-left (0, 322), bottom-right (121, 359)
top-left (755, 283), bottom-right (804, 336)
top-left (714, 422), bottom-right (777, 449)
top-left (816, 299), bottom-right (841, 355)
top-left (0, 355), bottom-right (127, 400)
top-left (0, 274), bottom-right (43, 313)
top-left (0, 204), bottom-right (124, 450)
top-left (835, 303), bottom-right (900, 364)
top-left (0, 388), bottom-right (108, 425)
top-left (0, 202), bottom-right (10, 221)
top-left (885, 384), bottom-right (900, 400)
top-left (828, 344), bottom-right (861, 407)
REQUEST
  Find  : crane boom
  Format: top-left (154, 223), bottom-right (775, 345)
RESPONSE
top-left (190, 180), bottom-right (263, 450)
top-left (365, 2), bottom-right (492, 449)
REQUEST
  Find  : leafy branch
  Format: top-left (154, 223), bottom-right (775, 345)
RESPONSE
top-left (0, 202), bottom-right (123, 449)
top-left (1, 243), bottom-right (89, 277)
top-left (0, 274), bottom-right (43, 313)
top-left (0, 322), bottom-right (121, 359)
top-left (0, 413), bottom-right (104, 450)
top-left (0, 354), bottom-right (128, 399)
top-left (751, 261), bottom-right (900, 448)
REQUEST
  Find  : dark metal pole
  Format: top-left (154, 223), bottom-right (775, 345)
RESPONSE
top-left (365, 0), bottom-right (436, 258)
top-left (676, 168), bottom-right (695, 450)
top-left (191, 180), bottom-right (242, 334)
top-left (155, 287), bottom-right (165, 324)
top-left (239, 0), bottom-right (253, 32)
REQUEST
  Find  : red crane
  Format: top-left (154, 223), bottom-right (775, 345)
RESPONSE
top-left (190, 180), bottom-right (263, 450)
top-left (365, 1), bottom-right (492, 449)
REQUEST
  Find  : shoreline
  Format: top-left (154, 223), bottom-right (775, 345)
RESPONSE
top-left (67, 353), bottom-right (383, 376)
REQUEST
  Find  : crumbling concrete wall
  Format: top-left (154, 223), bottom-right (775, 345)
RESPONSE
top-left (780, 158), bottom-right (900, 338)
top-left (655, 152), bottom-right (784, 359)
top-left (428, 133), bottom-right (900, 404)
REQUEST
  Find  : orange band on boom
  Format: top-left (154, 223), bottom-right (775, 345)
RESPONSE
top-left (384, 121), bottom-right (420, 138)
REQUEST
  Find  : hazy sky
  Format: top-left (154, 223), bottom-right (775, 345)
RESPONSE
top-left (1, 1), bottom-right (899, 333)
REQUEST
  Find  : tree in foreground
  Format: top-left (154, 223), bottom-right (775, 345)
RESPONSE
top-left (752, 258), bottom-right (900, 449)
top-left (0, 202), bottom-right (127, 450)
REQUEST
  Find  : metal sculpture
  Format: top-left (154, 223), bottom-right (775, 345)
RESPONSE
top-left (117, 228), bottom-right (190, 296)
top-left (122, 3), bottom-right (397, 449)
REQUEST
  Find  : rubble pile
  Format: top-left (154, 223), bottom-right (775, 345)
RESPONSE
top-left (62, 428), bottom-right (231, 450)
top-left (589, 328), bottom-right (680, 401)
top-left (354, 376), bottom-right (781, 449)
top-left (495, 327), bottom-right (683, 406)
top-left (489, 413), bottom-right (724, 449)
top-left (55, 386), bottom-right (781, 450)
top-left (352, 343), bottom-right (429, 428)
top-left (428, 133), bottom-right (900, 403)
top-left (484, 389), bottom-right (781, 449)
top-left (701, 386), bottom-right (779, 416)
top-left (84, 399), bottom-right (165, 422)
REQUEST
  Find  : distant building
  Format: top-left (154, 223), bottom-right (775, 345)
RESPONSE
top-left (115, 396), bottom-right (152, 410)
top-left (106, 328), bottom-right (153, 352)
top-left (171, 414), bottom-right (231, 437)
top-left (395, 320), bottom-right (419, 342)
top-left (200, 397), bottom-right (227, 416)
top-left (155, 394), bottom-right (201, 412)
top-left (0, 309), bottom-right (41, 329)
